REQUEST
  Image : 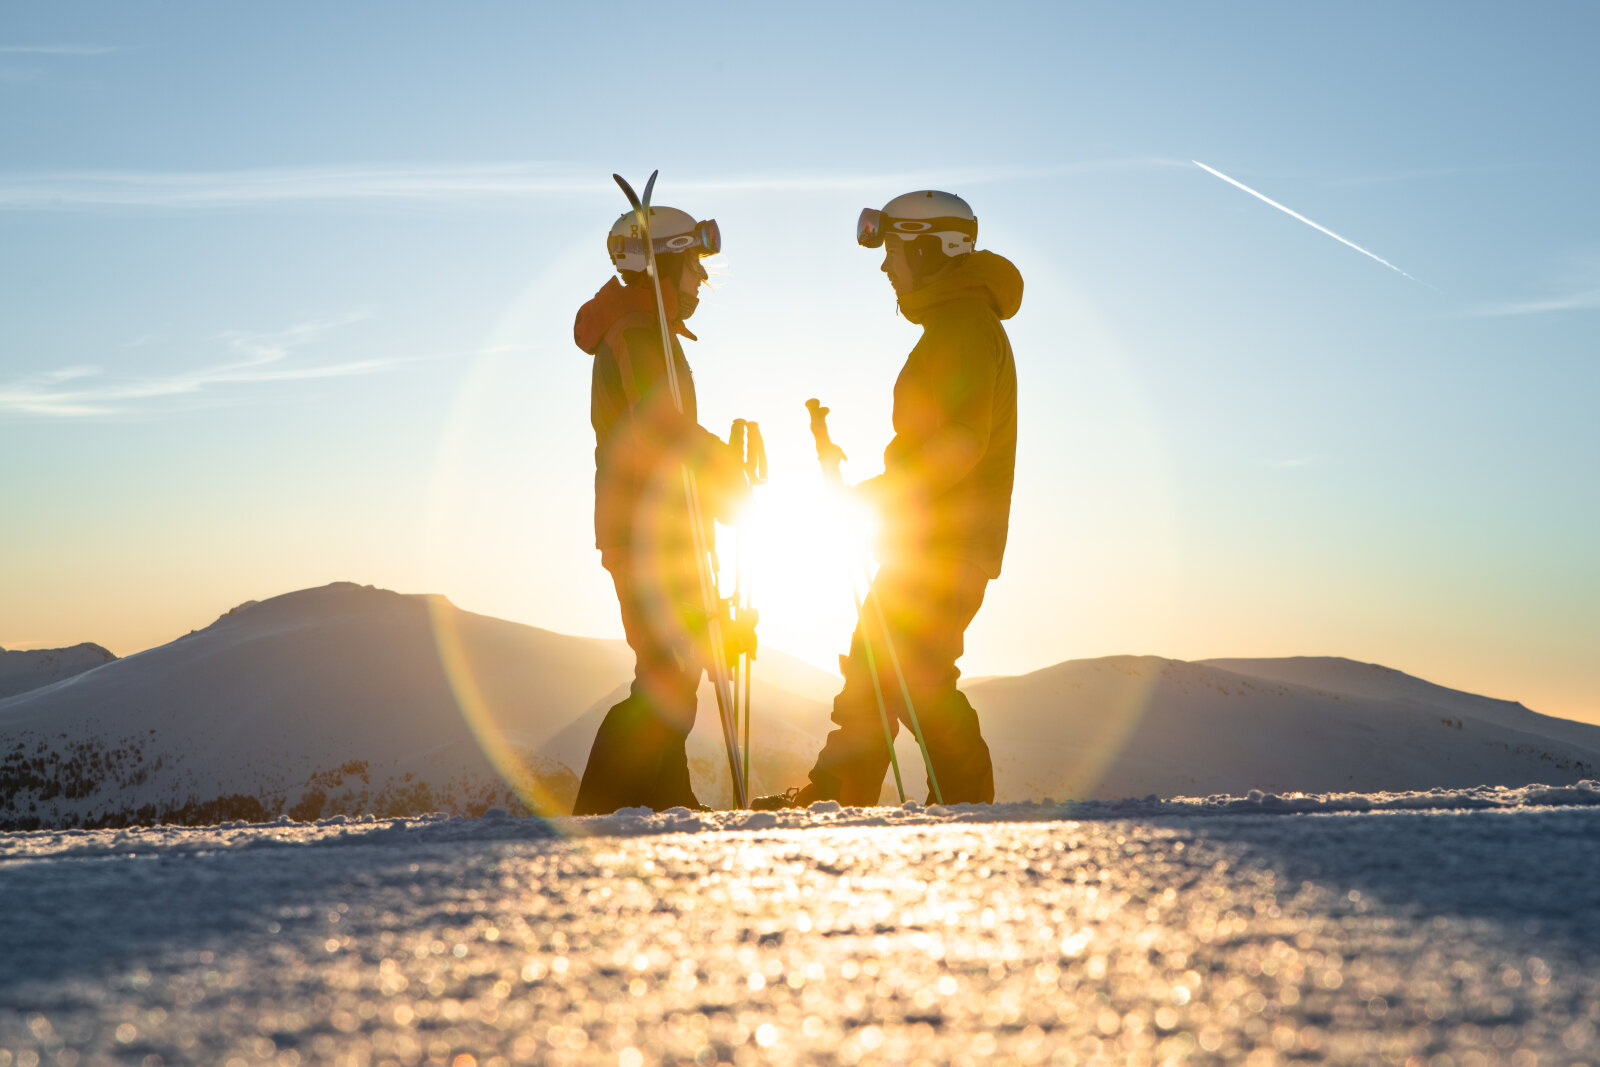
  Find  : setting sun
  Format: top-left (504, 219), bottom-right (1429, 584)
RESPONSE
top-left (721, 470), bottom-right (881, 676)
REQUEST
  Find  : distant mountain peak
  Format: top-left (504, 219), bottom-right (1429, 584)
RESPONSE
top-left (207, 582), bottom-right (461, 629)
top-left (0, 642), bottom-right (118, 700)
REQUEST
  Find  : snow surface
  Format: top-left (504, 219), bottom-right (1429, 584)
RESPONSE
top-left (4, 583), bottom-right (1599, 830)
top-left (2, 786), bottom-right (1598, 1065)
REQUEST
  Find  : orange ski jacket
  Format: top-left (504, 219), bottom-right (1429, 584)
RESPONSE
top-left (574, 277), bottom-right (743, 569)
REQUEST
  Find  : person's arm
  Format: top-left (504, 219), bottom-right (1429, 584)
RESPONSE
top-left (615, 322), bottom-right (748, 520)
top-left (859, 330), bottom-right (998, 507)
top-left (612, 323), bottom-right (689, 437)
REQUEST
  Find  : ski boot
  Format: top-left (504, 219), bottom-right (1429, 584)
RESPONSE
top-left (749, 787), bottom-right (802, 811)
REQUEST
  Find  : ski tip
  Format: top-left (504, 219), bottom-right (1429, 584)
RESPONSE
top-left (642, 169), bottom-right (659, 208)
top-left (612, 173), bottom-right (641, 210)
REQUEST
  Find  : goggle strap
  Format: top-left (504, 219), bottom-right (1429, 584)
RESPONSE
top-left (858, 208), bottom-right (976, 248)
top-left (883, 215), bottom-right (978, 237)
top-left (609, 222), bottom-right (719, 260)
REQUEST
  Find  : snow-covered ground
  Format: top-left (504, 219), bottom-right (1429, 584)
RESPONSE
top-left (4, 786), bottom-right (1599, 1065)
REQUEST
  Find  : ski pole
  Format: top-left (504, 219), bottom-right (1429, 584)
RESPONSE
top-left (613, 170), bottom-right (748, 809)
top-left (807, 400), bottom-right (944, 805)
top-left (728, 418), bottom-right (766, 794)
top-left (807, 398), bottom-right (946, 805)
top-left (729, 419), bottom-right (750, 796)
top-left (863, 568), bottom-right (943, 805)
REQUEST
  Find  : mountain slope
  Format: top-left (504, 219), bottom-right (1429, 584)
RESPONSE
top-left (0, 583), bottom-right (838, 829)
top-left (969, 656), bottom-right (1599, 802)
top-left (0, 643), bottom-right (116, 699)
top-left (1202, 656), bottom-right (1600, 751)
top-left (0, 584), bottom-right (633, 827)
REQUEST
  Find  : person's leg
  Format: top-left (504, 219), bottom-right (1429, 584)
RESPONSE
top-left (857, 563), bottom-right (992, 806)
top-left (799, 575), bottom-right (906, 806)
top-left (639, 551), bottom-right (707, 811)
top-left (643, 660), bottom-right (703, 810)
top-left (572, 563), bottom-right (702, 815)
top-left (797, 557), bottom-right (996, 807)
top-left (894, 559), bottom-right (994, 804)
top-left (914, 687), bottom-right (994, 803)
top-left (571, 690), bottom-right (680, 815)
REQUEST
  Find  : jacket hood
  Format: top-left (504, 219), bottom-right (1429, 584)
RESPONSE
top-left (898, 249), bottom-right (1023, 324)
top-left (574, 277), bottom-right (695, 354)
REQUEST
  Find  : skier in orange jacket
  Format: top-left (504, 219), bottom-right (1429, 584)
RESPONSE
top-left (570, 205), bottom-right (746, 815)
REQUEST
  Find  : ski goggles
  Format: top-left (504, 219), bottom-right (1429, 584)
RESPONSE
top-left (609, 218), bottom-right (721, 261)
top-left (857, 208), bottom-right (977, 248)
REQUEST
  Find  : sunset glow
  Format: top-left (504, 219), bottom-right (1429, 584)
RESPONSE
top-left (1, 4), bottom-right (1595, 726)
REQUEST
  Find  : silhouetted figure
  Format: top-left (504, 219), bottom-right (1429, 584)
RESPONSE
top-left (570, 205), bottom-right (745, 815)
top-left (781, 190), bottom-right (1022, 807)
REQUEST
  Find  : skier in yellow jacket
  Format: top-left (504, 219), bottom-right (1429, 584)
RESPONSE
top-left (769, 190), bottom-right (1022, 807)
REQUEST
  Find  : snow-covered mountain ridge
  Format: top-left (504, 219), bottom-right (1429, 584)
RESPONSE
top-left (970, 654), bottom-right (1600, 802)
top-left (0, 642), bottom-right (116, 699)
top-left (2, 582), bottom-right (1595, 829)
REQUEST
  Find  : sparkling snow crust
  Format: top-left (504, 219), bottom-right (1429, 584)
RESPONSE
top-left (3, 785), bottom-right (1598, 1065)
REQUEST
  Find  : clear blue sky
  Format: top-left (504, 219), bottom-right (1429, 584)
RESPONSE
top-left (3, 2), bottom-right (1596, 723)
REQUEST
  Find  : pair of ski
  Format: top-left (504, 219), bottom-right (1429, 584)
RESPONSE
top-left (612, 171), bottom-right (942, 809)
top-left (613, 170), bottom-right (751, 810)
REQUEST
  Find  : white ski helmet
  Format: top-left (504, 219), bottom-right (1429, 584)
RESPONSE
top-left (857, 190), bottom-right (977, 258)
top-left (607, 206), bottom-right (721, 274)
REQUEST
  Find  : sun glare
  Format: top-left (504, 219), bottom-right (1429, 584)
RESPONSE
top-left (700, 252), bottom-right (729, 291)
top-left (721, 471), bottom-right (879, 674)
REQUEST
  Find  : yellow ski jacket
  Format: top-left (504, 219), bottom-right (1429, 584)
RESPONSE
top-left (861, 249), bottom-right (1023, 578)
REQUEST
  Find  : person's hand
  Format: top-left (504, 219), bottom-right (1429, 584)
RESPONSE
top-left (848, 474), bottom-right (897, 518)
top-left (845, 475), bottom-right (895, 561)
top-left (713, 440), bottom-right (752, 521)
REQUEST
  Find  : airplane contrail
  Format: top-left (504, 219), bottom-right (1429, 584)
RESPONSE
top-left (1193, 160), bottom-right (1434, 290)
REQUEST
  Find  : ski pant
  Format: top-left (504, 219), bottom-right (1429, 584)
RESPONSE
top-left (802, 556), bottom-right (995, 806)
top-left (571, 560), bottom-right (703, 816)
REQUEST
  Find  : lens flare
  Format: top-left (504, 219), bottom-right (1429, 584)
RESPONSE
top-left (427, 595), bottom-right (575, 819)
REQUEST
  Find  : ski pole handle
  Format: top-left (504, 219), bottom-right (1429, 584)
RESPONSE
top-left (728, 418), bottom-right (768, 487)
top-left (746, 421), bottom-right (768, 486)
top-left (805, 398), bottom-right (848, 487)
